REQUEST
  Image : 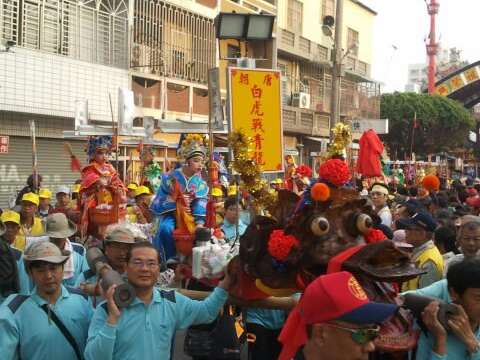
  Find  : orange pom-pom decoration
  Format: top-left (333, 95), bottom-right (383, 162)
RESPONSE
top-left (422, 175), bottom-right (440, 192)
top-left (311, 182), bottom-right (331, 202)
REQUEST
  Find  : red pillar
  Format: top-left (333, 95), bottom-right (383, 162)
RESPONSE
top-left (426, 0), bottom-right (439, 94)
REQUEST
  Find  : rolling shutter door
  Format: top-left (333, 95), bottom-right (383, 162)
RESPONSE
top-left (0, 137), bottom-right (85, 208)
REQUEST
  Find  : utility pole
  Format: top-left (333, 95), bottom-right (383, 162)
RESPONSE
top-left (426, 0), bottom-right (439, 94)
top-left (330, 0), bottom-right (344, 129)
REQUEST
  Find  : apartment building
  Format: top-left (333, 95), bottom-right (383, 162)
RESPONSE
top-left (276, 0), bottom-right (380, 166)
top-left (0, 0), bottom-right (221, 207)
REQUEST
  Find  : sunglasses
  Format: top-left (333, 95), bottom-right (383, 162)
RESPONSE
top-left (325, 323), bottom-right (380, 345)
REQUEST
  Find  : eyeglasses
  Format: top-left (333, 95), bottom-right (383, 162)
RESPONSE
top-left (325, 323), bottom-right (380, 345)
top-left (129, 259), bottom-right (159, 269)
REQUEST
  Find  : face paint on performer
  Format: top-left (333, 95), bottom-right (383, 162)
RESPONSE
top-left (94, 148), bottom-right (108, 164)
top-left (186, 155), bottom-right (204, 174)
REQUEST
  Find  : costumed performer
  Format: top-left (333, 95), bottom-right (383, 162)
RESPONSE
top-left (78, 136), bottom-right (127, 242)
top-left (150, 134), bottom-right (209, 262)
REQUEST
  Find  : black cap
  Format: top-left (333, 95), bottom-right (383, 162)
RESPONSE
top-left (396, 212), bottom-right (438, 232)
top-left (194, 227), bottom-right (211, 244)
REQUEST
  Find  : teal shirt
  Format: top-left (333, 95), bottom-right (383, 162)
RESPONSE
top-left (403, 279), bottom-right (480, 360)
top-left (221, 218), bottom-right (247, 243)
top-left (0, 285), bottom-right (93, 360)
top-left (85, 287), bottom-right (229, 360)
top-left (246, 308), bottom-right (286, 330)
top-left (63, 242), bottom-right (90, 287)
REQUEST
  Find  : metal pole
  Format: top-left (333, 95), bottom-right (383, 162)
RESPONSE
top-left (108, 93), bottom-right (119, 171)
top-left (330, 0), bottom-right (344, 130)
top-left (426, 0), bottom-right (439, 94)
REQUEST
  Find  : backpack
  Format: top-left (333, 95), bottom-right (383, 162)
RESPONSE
top-left (0, 239), bottom-right (20, 298)
top-left (184, 306), bottom-right (245, 359)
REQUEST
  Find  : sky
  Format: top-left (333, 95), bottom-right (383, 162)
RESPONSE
top-left (362, 0), bottom-right (480, 93)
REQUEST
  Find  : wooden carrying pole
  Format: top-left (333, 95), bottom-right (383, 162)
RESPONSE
top-left (177, 289), bottom-right (297, 311)
top-left (29, 120), bottom-right (39, 193)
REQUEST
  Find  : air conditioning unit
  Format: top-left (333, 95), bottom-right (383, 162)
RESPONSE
top-left (292, 92), bottom-right (310, 109)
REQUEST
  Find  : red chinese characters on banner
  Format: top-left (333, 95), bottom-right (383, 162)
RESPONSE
top-left (263, 74), bottom-right (273, 87)
top-left (238, 73), bottom-right (266, 166)
top-left (239, 73), bottom-right (249, 85)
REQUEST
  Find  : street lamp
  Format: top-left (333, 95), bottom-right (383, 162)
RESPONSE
top-left (215, 12), bottom-right (275, 41)
top-left (215, 12), bottom-right (275, 68)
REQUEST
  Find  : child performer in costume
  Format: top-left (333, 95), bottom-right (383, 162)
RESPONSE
top-left (78, 136), bottom-right (127, 241)
top-left (150, 135), bottom-right (209, 261)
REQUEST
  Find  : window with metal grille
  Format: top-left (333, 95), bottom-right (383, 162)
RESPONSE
top-left (132, 0), bottom-right (215, 84)
top-left (287, 0), bottom-right (303, 34)
top-left (347, 28), bottom-right (359, 57)
top-left (0, 0), bottom-right (128, 68)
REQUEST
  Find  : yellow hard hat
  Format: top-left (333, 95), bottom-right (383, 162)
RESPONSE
top-left (274, 178), bottom-right (283, 184)
top-left (127, 183), bottom-right (138, 191)
top-left (1, 210), bottom-right (20, 225)
top-left (72, 184), bottom-right (81, 193)
top-left (228, 185), bottom-right (237, 196)
top-left (39, 188), bottom-right (52, 199)
top-left (22, 192), bottom-right (40, 206)
top-left (135, 185), bottom-right (151, 197)
top-left (212, 188), bottom-right (223, 197)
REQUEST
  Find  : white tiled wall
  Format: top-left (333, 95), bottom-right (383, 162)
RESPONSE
top-left (0, 47), bottom-right (129, 122)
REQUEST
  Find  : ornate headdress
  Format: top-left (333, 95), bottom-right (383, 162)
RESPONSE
top-left (87, 136), bottom-right (113, 160)
top-left (178, 134), bottom-right (207, 161)
top-left (328, 123), bottom-right (352, 158)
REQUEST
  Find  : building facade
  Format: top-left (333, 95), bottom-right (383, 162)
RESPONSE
top-left (276, 0), bottom-right (380, 167)
top-left (405, 47), bottom-right (468, 93)
top-left (0, 0), bottom-right (378, 206)
top-left (0, 0), bottom-right (132, 207)
top-left (0, 0), bottom-right (220, 207)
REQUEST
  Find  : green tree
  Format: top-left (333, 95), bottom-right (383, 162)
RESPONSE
top-left (380, 92), bottom-right (475, 159)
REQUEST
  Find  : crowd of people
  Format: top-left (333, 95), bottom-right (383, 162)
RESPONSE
top-left (2, 135), bottom-right (480, 360)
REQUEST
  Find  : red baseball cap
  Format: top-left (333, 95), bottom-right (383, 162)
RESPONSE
top-left (278, 271), bottom-right (397, 360)
top-left (467, 188), bottom-right (478, 197)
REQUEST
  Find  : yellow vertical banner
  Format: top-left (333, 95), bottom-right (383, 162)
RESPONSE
top-left (228, 68), bottom-right (284, 172)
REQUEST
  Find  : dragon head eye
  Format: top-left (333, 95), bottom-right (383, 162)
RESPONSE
top-left (356, 214), bottom-right (373, 234)
top-left (310, 217), bottom-right (330, 236)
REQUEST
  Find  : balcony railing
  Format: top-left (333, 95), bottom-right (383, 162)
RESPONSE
top-left (282, 73), bottom-right (380, 135)
top-left (279, 28), bottom-right (330, 65)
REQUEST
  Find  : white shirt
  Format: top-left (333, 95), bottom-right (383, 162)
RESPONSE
top-left (377, 206), bottom-right (392, 227)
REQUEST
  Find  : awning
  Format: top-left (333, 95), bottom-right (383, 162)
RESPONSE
top-left (305, 136), bottom-right (329, 143)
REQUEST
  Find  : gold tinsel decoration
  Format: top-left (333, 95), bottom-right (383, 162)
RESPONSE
top-left (228, 130), bottom-right (277, 210)
top-left (328, 123), bottom-right (352, 158)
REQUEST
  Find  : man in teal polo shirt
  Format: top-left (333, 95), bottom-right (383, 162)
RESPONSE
top-left (85, 241), bottom-right (232, 360)
top-left (0, 241), bottom-right (92, 360)
top-left (76, 224), bottom-right (137, 306)
top-left (45, 213), bottom-right (89, 287)
top-left (403, 258), bottom-right (480, 359)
